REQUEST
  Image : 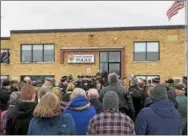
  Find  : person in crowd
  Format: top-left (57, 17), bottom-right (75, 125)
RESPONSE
top-left (10, 78), bottom-right (19, 93)
top-left (144, 85), bottom-right (155, 107)
top-left (175, 84), bottom-right (187, 133)
top-left (182, 76), bottom-right (187, 96)
top-left (39, 77), bottom-right (53, 101)
top-left (135, 85), bottom-right (182, 135)
top-left (5, 84), bottom-right (37, 135)
top-left (64, 88), bottom-right (96, 135)
top-left (0, 79), bottom-right (11, 111)
top-left (87, 91), bottom-right (135, 135)
top-left (100, 73), bottom-right (135, 120)
top-left (1, 92), bottom-right (21, 134)
top-left (128, 78), bottom-right (145, 118)
top-left (18, 81), bottom-right (26, 91)
top-left (59, 76), bottom-right (68, 94)
top-left (0, 110), bottom-right (3, 135)
top-left (52, 87), bottom-right (65, 112)
top-left (28, 92), bottom-right (76, 135)
top-left (62, 83), bottom-right (75, 108)
top-left (151, 77), bottom-right (160, 86)
top-left (183, 122), bottom-right (187, 135)
top-left (23, 76), bottom-right (32, 85)
top-left (87, 88), bottom-right (103, 114)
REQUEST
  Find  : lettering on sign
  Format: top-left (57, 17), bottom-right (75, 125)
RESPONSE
top-left (68, 55), bottom-right (95, 64)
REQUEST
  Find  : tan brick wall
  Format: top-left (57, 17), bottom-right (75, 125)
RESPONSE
top-left (0, 28), bottom-right (185, 83)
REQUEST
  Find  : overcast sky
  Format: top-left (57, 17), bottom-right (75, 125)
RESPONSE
top-left (1, 1), bottom-right (185, 37)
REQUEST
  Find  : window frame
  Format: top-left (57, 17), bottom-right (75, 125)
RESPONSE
top-left (99, 51), bottom-right (121, 76)
top-left (20, 44), bottom-right (55, 63)
top-left (133, 41), bottom-right (160, 61)
top-left (1, 48), bottom-right (10, 64)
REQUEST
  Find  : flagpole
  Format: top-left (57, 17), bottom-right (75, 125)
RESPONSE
top-left (185, 0), bottom-right (188, 90)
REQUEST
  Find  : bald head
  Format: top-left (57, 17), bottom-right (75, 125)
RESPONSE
top-left (87, 88), bottom-right (99, 99)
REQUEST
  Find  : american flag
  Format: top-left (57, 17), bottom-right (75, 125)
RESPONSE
top-left (167, 0), bottom-right (185, 20)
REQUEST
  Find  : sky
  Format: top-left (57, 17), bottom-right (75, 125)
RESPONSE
top-left (1, 1), bottom-right (186, 37)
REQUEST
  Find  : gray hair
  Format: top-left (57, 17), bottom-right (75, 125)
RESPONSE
top-left (87, 88), bottom-right (99, 99)
top-left (71, 88), bottom-right (87, 100)
top-left (108, 73), bottom-right (118, 84)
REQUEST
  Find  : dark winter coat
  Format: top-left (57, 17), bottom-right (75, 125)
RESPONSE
top-left (129, 85), bottom-right (145, 117)
top-left (135, 99), bottom-right (182, 135)
top-left (0, 87), bottom-right (11, 111)
top-left (100, 83), bottom-right (135, 119)
top-left (5, 102), bottom-right (36, 135)
top-left (28, 113), bottom-right (76, 135)
top-left (144, 97), bottom-right (153, 107)
top-left (89, 98), bottom-right (103, 114)
top-left (64, 96), bottom-right (96, 135)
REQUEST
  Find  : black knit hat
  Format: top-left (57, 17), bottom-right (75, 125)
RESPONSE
top-left (61, 76), bottom-right (67, 82)
top-left (2, 79), bottom-right (11, 86)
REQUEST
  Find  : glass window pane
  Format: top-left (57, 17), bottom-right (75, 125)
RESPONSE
top-left (134, 52), bottom-right (146, 61)
top-left (0, 50), bottom-right (9, 64)
top-left (135, 76), bottom-right (146, 80)
top-left (100, 52), bottom-right (108, 62)
top-left (109, 52), bottom-right (120, 62)
top-left (134, 42), bottom-right (146, 52)
top-left (33, 45), bottom-right (43, 62)
top-left (147, 42), bottom-right (159, 52)
top-left (147, 52), bottom-right (159, 61)
top-left (22, 45), bottom-right (32, 62)
top-left (100, 63), bottom-right (108, 73)
top-left (147, 42), bottom-right (159, 61)
top-left (109, 63), bottom-right (120, 76)
top-left (147, 76), bottom-right (159, 81)
top-left (44, 45), bottom-right (54, 62)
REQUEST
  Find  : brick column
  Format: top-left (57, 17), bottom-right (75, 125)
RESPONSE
top-left (121, 47), bottom-right (126, 77)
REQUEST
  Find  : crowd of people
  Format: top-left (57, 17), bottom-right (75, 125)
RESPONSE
top-left (0, 72), bottom-right (187, 135)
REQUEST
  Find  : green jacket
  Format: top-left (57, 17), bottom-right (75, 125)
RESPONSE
top-left (176, 94), bottom-right (187, 130)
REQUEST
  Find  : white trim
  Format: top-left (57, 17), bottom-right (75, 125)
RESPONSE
top-left (61, 46), bottom-right (124, 50)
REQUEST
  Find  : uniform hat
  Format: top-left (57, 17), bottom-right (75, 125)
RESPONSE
top-left (167, 78), bottom-right (174, 84)
top-left (152, 78), bottom-right (160, 83)
top-left (2, 79), bottom-right (11, 86)
top-left (103, 91), bottom-right (119, 111)
top-left (175, 84), bottom-right (185, 91)
top-left (61, 76), bottom-right (67, 82)
top-left (45, 77), bottom-right (53, 82)
top-left (183, 76), bottom-right (187, 80)
top-left (150, 85), bottom-right (168, 101)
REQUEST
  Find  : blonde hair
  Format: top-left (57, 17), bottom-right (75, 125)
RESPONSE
top-left (52, 87), bottom-right (62, 101)
top-left (66, 83), bottom-right (75, 92)
top-left (71, 88), bottom-right (87, 100)
top-left (33, 92), bottom-right (60, 117)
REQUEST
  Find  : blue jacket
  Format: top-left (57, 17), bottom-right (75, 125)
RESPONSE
top-left (64, 96), bottom-right (96, 135)
top-left (28, 113), bottom-right (76, 135)
top-left (135, 99), bottom-right (182, 135)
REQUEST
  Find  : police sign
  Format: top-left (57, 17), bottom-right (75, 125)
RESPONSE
top-left (68, 55), bottom-right (95, 64)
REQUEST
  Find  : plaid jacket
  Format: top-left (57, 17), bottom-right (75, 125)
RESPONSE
top-left (87, 110), bottom-right (135, 135)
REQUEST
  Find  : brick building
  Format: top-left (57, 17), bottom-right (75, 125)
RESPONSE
top-left (0, 25), bottom-right (186, 85)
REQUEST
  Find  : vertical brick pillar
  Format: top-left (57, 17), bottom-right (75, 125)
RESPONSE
top-left (121, 47), bottom-right (126, 77)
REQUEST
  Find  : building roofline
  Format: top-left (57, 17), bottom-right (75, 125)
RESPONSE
top-left (0, 37), bottom-right (10, 40)
top-left (10, 25), bottom-right (185, 34)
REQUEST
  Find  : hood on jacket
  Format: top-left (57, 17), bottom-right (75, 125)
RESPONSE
top-left (14, 102), bottom-right (36, 118)
top-left (67, 96), bottom-right (91, 111)
top-left (150, 99), bottom-right (176, 118)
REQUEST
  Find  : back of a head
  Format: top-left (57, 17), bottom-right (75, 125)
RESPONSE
top-left (21, 84), bottom-right (36, 101)
top-left (71, 88), bottom-right (86, 100)
top-left (108, 73), bottom-right (118, 84)
top-left (150, 85), bottom-right (168, 101)
top-left (39, 87), bottom-right (51, 100)
top-left (2, 79), bottom-right (11, 87)
top-left (8, 91), bottom-right (21, 106)
top-left (103, 91), bottom-right (119, 111)
top-left (18, 81), bottom-right (26, 91)
top-left (87, 88), bottom-right (99, 99)
top-left (66, 83), bottom-right (75, 92)
top-left (33, 92), bottom-right (60, 117)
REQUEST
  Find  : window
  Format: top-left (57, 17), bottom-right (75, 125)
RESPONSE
top-left (0, 49), bottom-right (10, 64)
top-left (99, 52), bottom-right (121, 76)
top-left (0, 75), bottom-right (9, 87)
top-left (134, 75), bottom-right (160, 83)
top-left (134, 42), bottom-right (159, 61)
top-left (20, 75), bottom-right (55, 87)
top-left (21, 44), bottom-right (54, 62)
